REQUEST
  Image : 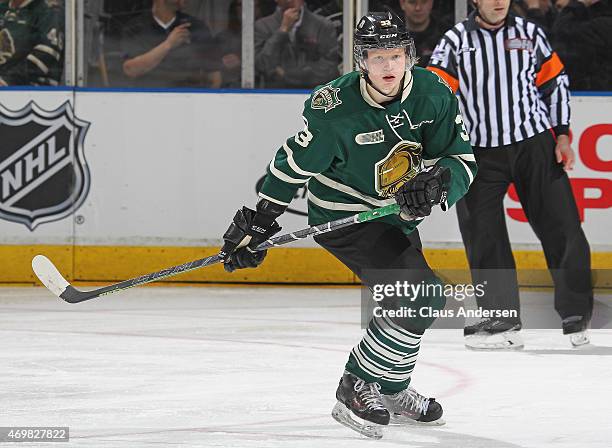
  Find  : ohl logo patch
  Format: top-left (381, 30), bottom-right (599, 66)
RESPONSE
top-left (0, 101), bottom-right (91, 230)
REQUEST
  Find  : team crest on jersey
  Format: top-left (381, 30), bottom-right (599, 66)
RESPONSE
top-left (355, 129), bottom-right (384, 145)
top-left (311, 85), bottom-right (342, 113)
top-left (505, 38), bottom-right (533, 52)
top-left (375, 141), bottom-right (423, 198)
top-left (0, 101), bottom-right (91, 230)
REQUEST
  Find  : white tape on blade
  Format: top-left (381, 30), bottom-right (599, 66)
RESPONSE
top-left (31, 255), bottom-right (70, 297)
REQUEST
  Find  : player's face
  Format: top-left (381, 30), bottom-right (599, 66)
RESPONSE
top-left (474, 0), bottom-right (511, 25)
top-left (364, 48), bottom-right (406, 95)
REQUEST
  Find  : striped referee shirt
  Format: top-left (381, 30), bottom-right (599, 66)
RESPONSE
top-left (427, 12), bottom-right (570, 148)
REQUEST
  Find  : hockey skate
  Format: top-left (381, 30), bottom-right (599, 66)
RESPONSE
top-left (464, 319), bottom-right (524, 350)
top-left (563, 316), bottom-right (591, 348)
top-left (331, 371), bottom-right (389, 439)
top-left (383, 386), bottom-right (445, 426)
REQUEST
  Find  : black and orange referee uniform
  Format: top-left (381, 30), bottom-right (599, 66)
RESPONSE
top-left (427, 11), bottom-right (592, 332)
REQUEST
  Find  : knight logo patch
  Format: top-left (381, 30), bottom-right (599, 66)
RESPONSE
top-left (0, 101), bottom-right (91, 230)
top-left (311, 85), bottom-right (342, 113)
top-left (375, 141), bottom-right (422, 197)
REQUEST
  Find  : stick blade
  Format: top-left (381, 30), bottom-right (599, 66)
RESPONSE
top-left (32, 255), bottom-right (71, 299)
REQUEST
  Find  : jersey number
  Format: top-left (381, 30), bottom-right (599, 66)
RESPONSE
top-left (294, 122), bottom-right (313, 148)
top-left (455, 114), bottom-right (469, 142)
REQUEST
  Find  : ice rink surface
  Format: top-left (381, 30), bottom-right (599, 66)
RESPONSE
top-left (1, 285), bottom-right (611, 448)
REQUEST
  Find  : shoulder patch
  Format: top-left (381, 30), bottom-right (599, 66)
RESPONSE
top-left (430, 70), bottom-right (453, 94)
top-left (311, 85), bottom-right (342, 113)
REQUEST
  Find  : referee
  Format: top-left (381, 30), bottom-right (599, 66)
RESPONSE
top-left (427, 0), bottom-right (593, 349)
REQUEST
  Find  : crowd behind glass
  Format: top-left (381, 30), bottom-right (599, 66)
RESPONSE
top-left (0, 0), bottom-right (610, 91)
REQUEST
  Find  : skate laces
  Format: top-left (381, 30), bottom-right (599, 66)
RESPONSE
top-left (354, 379), bottom-right (385, 411)
top-left (396, 387), bottom-right (430, 415)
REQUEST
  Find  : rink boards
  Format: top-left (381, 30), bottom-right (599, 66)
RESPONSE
top-left (0, 89), bottom-right (610, 285)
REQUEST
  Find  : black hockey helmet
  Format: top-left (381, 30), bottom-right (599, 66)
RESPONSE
top-left (354, 11), bottom-right (417, 73)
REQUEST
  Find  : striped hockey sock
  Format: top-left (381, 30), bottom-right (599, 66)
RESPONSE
top-left (345, 315), bottom-right (422, 394)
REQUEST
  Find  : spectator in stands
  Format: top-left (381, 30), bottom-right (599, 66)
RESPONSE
top-left (554, 0), bottom-right (572, 9)
top-left (212, 0), bottom-right (242, 88)
top-left (370, 0), bottom-right (404, 16)
top-left (255, 0), bottom-right (339, 89)
top-left (0, 0), bottom-right (64, 87)
top-left (305, 0), bottom-right (328, 10)
top-left (259, 0), bottom-right (278, 17)
top-left (512, 0), bottom-right (558, 32)
top-left (314, 0), bottom-right (342, 37)
top-left (313, 0), bottom-right (342, 72)
top-left (399, 0), bottom-right (451, 67)
top-left (212, 0), bottom-right (264, 88)
top-left (552, 0), bottom-right (612, 91)
top-left (121, 0), bottom-right (218, 88)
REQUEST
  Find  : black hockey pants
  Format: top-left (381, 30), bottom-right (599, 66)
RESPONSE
top-left (314, 222), bottom-right (446, 334)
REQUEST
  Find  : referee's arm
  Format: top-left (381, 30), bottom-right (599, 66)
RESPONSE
top-left (425, 35), bottom-right (460, 94)
top-left (533, 27), bottom-right (571, 137)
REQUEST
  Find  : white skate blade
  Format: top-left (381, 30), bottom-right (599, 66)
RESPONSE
top-left (389, 413), bottom-right (446, 426)
top-left (465, 331), bottom-right (524, 350)
top-left (331, 401), bottom-right (384, 439)
top-left (570, 330), bottom-right (590, 348)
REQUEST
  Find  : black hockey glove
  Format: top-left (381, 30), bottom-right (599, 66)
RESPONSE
top-left (219, 200), bottom-right (284, 273)
top-left (394, 166), bottom-right (451, 219)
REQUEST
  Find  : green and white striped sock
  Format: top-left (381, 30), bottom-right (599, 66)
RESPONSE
top-left (345, 315), bottom-right (422, 394)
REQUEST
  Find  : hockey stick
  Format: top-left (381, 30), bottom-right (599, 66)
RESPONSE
top-left (32, 203), bottom-right (403, 304)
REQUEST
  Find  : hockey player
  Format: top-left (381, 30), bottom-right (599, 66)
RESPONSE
top-left (219, 11), bottom-right (477, 439)
top-left (0, 0), bottom-right (65, 87)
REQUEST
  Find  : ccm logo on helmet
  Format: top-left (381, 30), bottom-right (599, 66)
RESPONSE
top-left (380, 34), bottom-right (398, 39)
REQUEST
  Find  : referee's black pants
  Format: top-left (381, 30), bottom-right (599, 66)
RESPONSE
top-left (456, 130), bottom-right (593, 325)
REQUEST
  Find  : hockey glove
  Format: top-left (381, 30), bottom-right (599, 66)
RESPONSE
top-left (220, 201), bottom-right (284, 273)
top-left (395, 166), bottom-right (451, 219)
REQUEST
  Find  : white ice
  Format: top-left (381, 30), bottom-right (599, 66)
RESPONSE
top-left (1, 286), bottom-right (611, 448)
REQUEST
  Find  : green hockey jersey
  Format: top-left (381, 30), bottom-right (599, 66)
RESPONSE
top-left (259, 67), bottom-right (477, 234)
top-left (0, 0), bottom-right (64, 86)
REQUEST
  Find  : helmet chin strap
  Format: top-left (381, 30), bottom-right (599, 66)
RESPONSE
top-left (363, 71), bottom-right (407, 100)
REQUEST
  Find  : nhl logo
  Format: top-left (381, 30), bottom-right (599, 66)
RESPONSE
top-left (0, 101), bottom-right (91, 230)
